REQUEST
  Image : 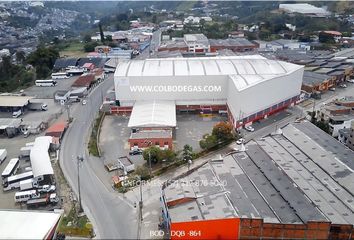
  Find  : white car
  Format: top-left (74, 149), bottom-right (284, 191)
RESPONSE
top-left (236, 138), bottom-right (245, 145)
top-left (347, 79), bottom-right (354, 83)
top-left (339, 84), bottom-right (347, 88)
top-left (38, 185), bottom-right (56, 193)
top-left (82, 100), bottom-right (87, 105)
top-left (245, 126), bottom-right (255, 132)
top-left (329, 87), bottom-right (336, 91)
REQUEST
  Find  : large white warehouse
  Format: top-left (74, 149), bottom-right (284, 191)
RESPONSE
top-left (114, 56), bottom-right (303, 128)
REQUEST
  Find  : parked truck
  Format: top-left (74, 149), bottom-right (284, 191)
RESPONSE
top-left (20, 178), bottom-right (38, 191)
top-left (26, 193), bottom-right (59, 208)
top-left (28, 102), bottom-right (48, 111)
top-left (0, 149), bottom-right (7, 164)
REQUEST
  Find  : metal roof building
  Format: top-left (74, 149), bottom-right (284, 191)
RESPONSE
top-left (115, 56), bottom-right (303, 128)
top-left (0, 96), bottom-right (33, 107)
top-left (128, 100), bottom-right (176, 128)
top-left (0, 209), bottom-right (62, 239)
top-left (30, 136), bottom-right (54, 178)
top-left (161, 121), bottom-right (354, 239)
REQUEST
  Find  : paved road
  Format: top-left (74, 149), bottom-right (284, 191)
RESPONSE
top-left (59, 74), bottom-right (138, 239)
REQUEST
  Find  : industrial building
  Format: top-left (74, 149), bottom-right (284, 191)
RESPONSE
top-left (161, 121), bottom-right (354, 239)
top-left (114, 56), bottom-right (303, 129)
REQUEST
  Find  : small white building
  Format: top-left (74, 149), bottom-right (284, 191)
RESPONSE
top-left (117, 156), bottom-right (135, 173)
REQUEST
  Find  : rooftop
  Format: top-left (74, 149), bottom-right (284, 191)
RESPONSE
top-left (115, 56), bottom-right (302, 78)
top-left (163, 121), bottom-right (354, 225)
top-left (0, 118), bottom-right (22, 129)
top-left (302, 71), bottom-right (330, 86)
top-left (209, 38), bottom-right (256, 47)
top-left (0, 95), bottom-right (33, 107)
top-left (130, 129), bottom-right (172, 139)
top-left (128, 100), bottom-right (176, 128)
top-left (184, 34), bottom-right (209, 44)
top-left (0, 209), bottom-right (62, 239)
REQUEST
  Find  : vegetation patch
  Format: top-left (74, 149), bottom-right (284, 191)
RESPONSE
top-left (88, 112), bottom-right (104, 157)
top-left (57, 206), bottom-right (93, 238)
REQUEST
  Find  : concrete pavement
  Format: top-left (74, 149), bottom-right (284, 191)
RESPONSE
top-left (60, 75), bottom-right (139, 239)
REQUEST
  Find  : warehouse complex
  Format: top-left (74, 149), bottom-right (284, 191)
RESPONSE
top-left (161, 121), bottom-right (354, 239)
top-left (114, 56), bottom-right (303, 129)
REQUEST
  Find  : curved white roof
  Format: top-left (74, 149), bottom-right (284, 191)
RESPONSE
top-left (30, 136), bottom-right (54, 178)
top-left (115, 56), bottom-right (302, 78)
top-left (128, 100), bottom-right (176, 128)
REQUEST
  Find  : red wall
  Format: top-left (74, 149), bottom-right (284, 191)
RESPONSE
top-left (171, 218), bottom-right (240, 240)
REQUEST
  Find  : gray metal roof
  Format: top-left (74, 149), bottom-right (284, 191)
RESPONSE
top-left (302, 71), bottom-right (330, 86)
top-left (282, 122), bottom-right (354, 198)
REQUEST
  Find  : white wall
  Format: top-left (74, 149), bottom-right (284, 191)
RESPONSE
top-left (227, 68), bottom-right (304, 121)
top-left (329, 119), bottom-right (354, 137)
top-left (115, 75), bottom-right (228, 102)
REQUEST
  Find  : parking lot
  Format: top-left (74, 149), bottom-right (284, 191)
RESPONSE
top-left (175, 113), bottom-right (228, 151)
top-left (99, 113), bottom-right (228, 167)
top-left (23, 75), bottom-right (79, 99)
top-left (0, 134), bottom-right (38, 209)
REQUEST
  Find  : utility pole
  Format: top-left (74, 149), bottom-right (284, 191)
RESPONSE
top-left (66, 104), bottom-right (71, 122)
top-left (139, 176), bottom-right (143, 222)
top-left (77, 156), bottom-right (84, 213)
top-left (144, 139), bottom-right (153, 176)
top-left (312, 99), bottom-right (316, 123)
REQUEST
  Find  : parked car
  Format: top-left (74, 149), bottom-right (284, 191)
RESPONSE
top-left (129, 149), bottom-right (143, 155)
top-left (329, 87), bottom-right (336, 91)
top-left (236, 138), bottom-right (245, 145)
top-left (82, 100), bottom-right (87, 105)
top-left (38, 185), bottom-right (56, 193)
top-left (347, 79), bottom-right (354, 83)
top-left (245, 126), bottom-right (255, 132)
top-left (339, 84), bottom-right (347, 88)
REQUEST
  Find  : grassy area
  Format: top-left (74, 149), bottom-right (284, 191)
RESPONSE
top-left (59, 41), bottom-right (86, 58)
top-left (57, 206), bottom-right (93, 238)
top-left (88, 112), bottom-right (104, 157)
top-left (176, 1), bottom-right (196, 11)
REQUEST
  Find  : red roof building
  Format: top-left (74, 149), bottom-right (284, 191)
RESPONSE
top-left (72, 74), bottom-right (95, 88)
top-left (45, 121), bottom-right (68, 140)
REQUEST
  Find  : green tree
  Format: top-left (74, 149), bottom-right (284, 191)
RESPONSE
top-left (199, 134), bottom-right (218, 150)
top-left (182, 144), bottom-right (193, 161)
top-left (212, 122), bottom-right (234, 142)
top-left (135, 165), bottom-right (150, 180)
top-left (162, 149), bottom-right (176, 162)
top-left (84, 42), bottom-right (99, 52)
top-left (143, 146), bottom-right (162, 164)
top-left (26, 46), bottom-right (59, 79)
top-left (99, 22), bottom-right (105, 43)
top-left (83, 34), bottom-right (92, 43)
top-left (319, 32), bottom-right (335, 44)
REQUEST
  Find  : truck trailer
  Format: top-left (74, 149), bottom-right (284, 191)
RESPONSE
top-left (28, 102), bottom-right (48, 111)
top-left (26, 193), bottom-right (59, 208)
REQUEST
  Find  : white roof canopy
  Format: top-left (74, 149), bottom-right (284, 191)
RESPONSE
top-left (128, 100), bottom-right (176, 128)
top-left (0, 210), bottom-right (62, 239)
top-left (30, 136), bottom-right (54, 178)
top-left (115, 55), bottom-right (302, 78)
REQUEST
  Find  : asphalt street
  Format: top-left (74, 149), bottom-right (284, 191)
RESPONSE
top-left (59, 74), bottom-right (138, 239)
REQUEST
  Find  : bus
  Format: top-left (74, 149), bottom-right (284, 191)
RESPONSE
top-left (3, 171), bottom-right (34, 191)
top-left (35, 80), bottom-right (57, 87)
top-left (14, 189), bottom-right (39, 203)
top-left (1, 158), bottom-right (19, 179)
top-left (51, 72), bottom-right (69, 79)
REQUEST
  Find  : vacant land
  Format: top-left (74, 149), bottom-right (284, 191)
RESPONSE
top-left (60, 42), bottom-right (87, 58)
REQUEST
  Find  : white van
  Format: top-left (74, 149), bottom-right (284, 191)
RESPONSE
top-left (14, 190), bottom-right (39, 203)
top-left (12, 109), bottom-right (22, 118)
